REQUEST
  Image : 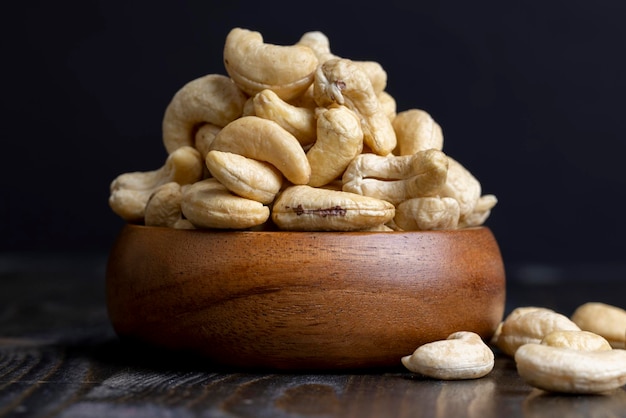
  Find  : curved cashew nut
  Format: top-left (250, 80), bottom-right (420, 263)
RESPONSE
top-left (401, 331), bottom-right (495, 380)
top-left (342, 149), bottom-right (449, 205)
top-left (209, 116), bottom-right (311, 185)
top-left (271, 185), bottom-right (395, 231)
top-left (392, 109), bottom-right (443, 155)
top-left (307, 105), bottom-right (363, 187)
top-left (541, 330), bottom-right (613, 352)
top-left (162, 74), bottom-right (247, 154)
top-left (394, 196), bottom-right (460, 231)
top-left (457, 194), bottom-right (498, 229)
top-left (144, 182), bottom-right (184, 228)
top-left (253, 89), bottom-right (317, 146)
top-left (109, 146), bottom-right (204, 222)
top-left (496, 308), bottom-right (581, 357)
top-left (314, 58), bottom-right (396, 155)
top-left (378, 91), bottom-right (397, 121)
top-left (181, 178), bottom-right (270, 229)
top-left (194, 123), bottom-right (222, 160)
top-left (205, 150), bottom-right (283, 204)
top-left (223, 27), bottom-right (318, 101)
top-left (515, 344), bottom-right (626, 394)
top-left (571, 302), bottom-right (626, 349)
top-left (439, 157), bottom-right (482, 219)
top-left (297, 31), bottom-right (388, 94)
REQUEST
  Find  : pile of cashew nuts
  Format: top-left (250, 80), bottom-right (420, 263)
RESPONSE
top-left (108, 27), bottom-right (497, 231)
top-left (402, 301), bottom-right (626, 395)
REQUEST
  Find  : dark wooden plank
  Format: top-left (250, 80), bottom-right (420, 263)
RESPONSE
top-left (1, 255), bottom-right (626, 417)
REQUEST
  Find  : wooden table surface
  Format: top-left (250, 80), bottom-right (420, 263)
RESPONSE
top-left (1, 253), bottom-right (626, 417)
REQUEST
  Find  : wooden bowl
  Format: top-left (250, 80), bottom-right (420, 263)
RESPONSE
top-left (106, 224), bottom-right (506, 370)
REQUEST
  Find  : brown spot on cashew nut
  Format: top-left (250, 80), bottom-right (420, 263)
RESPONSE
top-left (314, 58), bottom-right (396, 155)
top-left (297, 31), bottom-right (388, 94)
top-left (271, 185), bottom-right (395, 231)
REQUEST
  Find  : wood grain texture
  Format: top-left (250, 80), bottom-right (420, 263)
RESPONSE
top-left (2, 256), bottom-right (626, 417)
top-left (106, 225), bottom-right (506, 370)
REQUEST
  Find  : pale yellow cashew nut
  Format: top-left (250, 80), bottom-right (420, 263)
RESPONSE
top-left (297, 31), bottom-right (388, 94)
top-left (205, 150), bottom-right (283, 205)
top-left (223, 27), bottom-right (318, 101)
top-left (342, 149), bottom-right (449, 205)
top-left (253, 89), bottom-right (317, 147)
top-left (392, 109), bottom-right (444, 155)
top-left (181, 178), bottom-right (270, 229)
top-left (401, 331), bottom-right (495, 380)
top-left (307, 105), bottom-right (363, 187)
top-left (194, 123), bottom-right (221, 160)
top-left (457, 194), bottom-right (498, 228)
top-left (439, 156), bottom-right (482, 220)
top-left (109, 146), bottom-right (204, 223)
top-left (162, 74), bottom-right (246, 154)
top-left (571, 302), bottom-right (626, 348)
top-left (209, 116), bottom-right (311, 185)
top-left (144, 182), bottom-right (184, 228)
top-left (271, 185), bottom-right (395, 231)
top-left (515, 344), bottom-right (626, 394)
top-left (541, 330), bottom-right (613, 352)
top-left (496, 308), bottom-right (581, 357)
top-left (314, 58), bottom-right (396, 155)
top-left (394, 196), bottom-right (460, 231)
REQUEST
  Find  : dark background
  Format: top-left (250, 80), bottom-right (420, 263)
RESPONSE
top-left (2, 1), bottom-right (625, 277)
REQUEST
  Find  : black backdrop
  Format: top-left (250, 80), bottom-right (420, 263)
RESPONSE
top-left (3, 1), bottom-right (625, 272)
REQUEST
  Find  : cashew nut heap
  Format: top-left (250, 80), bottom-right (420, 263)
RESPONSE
top-left (109, 27), bottom-right (497, 232)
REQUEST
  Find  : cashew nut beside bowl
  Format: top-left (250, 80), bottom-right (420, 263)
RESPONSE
top-left (571, 302), bottom-right (626, 349)
top-left (401, 331), bottom-right (495, 380)
top-left (515, 344), bottom-right (626, 394)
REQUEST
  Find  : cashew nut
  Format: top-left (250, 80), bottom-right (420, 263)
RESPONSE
top-left (457, 194), bottom-right (498, 229)
top-left (392, 109), bottom-right (443, 155)
top-left (205, 150), bottom-right (283, 204)
top-left (439, 156), bottom-right (482, 220)
top-left (144, 182), bottom-right (184, 228)
top-left (496, 308), bottom-right (581, 357)
top-left (162, 74), bottom-right (247, 154)
top-left (515, 344), bottom-right (626, 394)
top-left (571, 302), bottom-right (626, 349)
top-left (541, 330), bottom-right (613, 352)
top-left (109, 146), bottom-right (204, 223)
top-left (271, 185), bottom-right (395, 231)
top-left (314, 58), bottom-right (396, 155)
top-left (307, 105), bottom-right (363, 187)
top-left (194, 123), bottom-right (222, 160)
top-left (378, 91), bottom-right (397, 121)
top-left (181, 178), bottom-right (270, 229)
top-left (401, 332), bottom-right (495, 380)
top-left (342, 149), bottom-right (449, 205)
top-left (394, 196), bottom-right (460, 231)
top-left (297, 31), bottom-right (388, 94)
top-left (223, 27), bottom-right (318, 101)
top-left (252, 89), bottom-right (317, 146)
top-left (209, 116), bottom-right (311, 185)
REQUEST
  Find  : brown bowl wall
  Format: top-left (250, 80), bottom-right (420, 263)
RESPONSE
top-left (106, 224), bottom-right (506, 370)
